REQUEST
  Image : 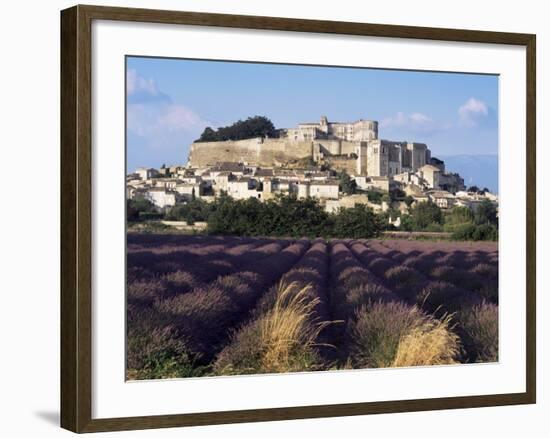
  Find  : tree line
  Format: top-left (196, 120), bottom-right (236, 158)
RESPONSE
top-left (128, 194), bottom-right (498, 241)
top-left (129, 194), bottom-right (384, 239)
top-left (196, 116), bottom-right (278, 142)
top-left (390, 200), bottom-right (498, 240)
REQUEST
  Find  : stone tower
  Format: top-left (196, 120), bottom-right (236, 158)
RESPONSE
top-left (355, 142), bottom-right (369, 175)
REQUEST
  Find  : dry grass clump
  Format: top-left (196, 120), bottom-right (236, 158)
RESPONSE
top-left (214, 282), bottom-right (330, 375)
top-left (392, 315), bottom-right (460, 367)
top-left (457, 302), bottom-right (498, 362)
top-left (348, 301), bottom-right (460, 369)
top-left (253, 268), bottom-right (324, 318)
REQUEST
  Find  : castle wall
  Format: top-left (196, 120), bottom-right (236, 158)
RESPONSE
top-left (313, 140), bottom-right (363, 157)
top-left (323, 156), bottom-right (357, 175)
top-left (188, 138), bottom-right (312, 167)
top-left (341, 141), bottom-right (359, 155)
top-left (315, 139), bottom-right (342, 155)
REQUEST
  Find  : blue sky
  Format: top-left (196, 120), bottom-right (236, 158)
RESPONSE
top-left (127, 56), bottom-right (498, 173)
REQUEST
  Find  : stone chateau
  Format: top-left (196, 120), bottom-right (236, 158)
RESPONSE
top-left (189, 115), bottom-right (437, 179)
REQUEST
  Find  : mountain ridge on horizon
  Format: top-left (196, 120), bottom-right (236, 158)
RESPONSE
top-left (437, 153), bottom-right (498, 194)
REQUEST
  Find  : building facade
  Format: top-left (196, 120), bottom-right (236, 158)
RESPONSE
top-left (189, 116), bottom-right (435, 179)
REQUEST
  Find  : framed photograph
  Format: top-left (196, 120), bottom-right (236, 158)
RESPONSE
top-left (60, 4), bottom-right (536, 433)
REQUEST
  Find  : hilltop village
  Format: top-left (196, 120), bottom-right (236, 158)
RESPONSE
top-left (127, 116), bottom-right (498, 226)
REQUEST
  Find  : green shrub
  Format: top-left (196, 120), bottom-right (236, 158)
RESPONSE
top-left (138, 211), bottom-right (164, 221)
top-left (127, 197), bottom-right (157, 221)
top-left (452, 223), bottom-right (498, 241)
top-left (332, 204), bottom-right (384, 239)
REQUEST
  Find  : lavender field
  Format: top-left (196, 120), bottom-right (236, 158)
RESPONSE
top-left (127, 234), bottom-right (498, 380)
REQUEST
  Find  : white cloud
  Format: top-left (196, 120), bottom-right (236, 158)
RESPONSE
top-left (380, 111), bottom-right (435, 131)
top-left (128, 103), bottom-right (207, 140)
top-left (156, 105), bottom-right (205, 132)
top-left (127, 69), bottom-right (160, 96)
top-left (458, 98), bottom-right (489, 127)
top-left (126, 69), bottom-right (209, 145)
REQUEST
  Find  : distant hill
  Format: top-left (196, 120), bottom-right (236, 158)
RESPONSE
top-left (437, 154), bottom-right (498, 194)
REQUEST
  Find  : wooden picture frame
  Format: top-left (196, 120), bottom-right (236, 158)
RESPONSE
top-left (60, 4), bottom-right (536, 433)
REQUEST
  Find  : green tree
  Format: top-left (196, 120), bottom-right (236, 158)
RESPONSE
top-left (452, 223), bottom-right (498, 241)
top-left (197, 116), bottom-right (278, 142)
top-left (447, 206), bottom-right (474, 224)
top-left (404, 195), bottom-right (415, 207)
top-left (199, 127), bottom-right (217, 142)
top-left (390, 188), bottom-right (406, 202)
top-left (165, 199), bottom-right (213, 224)
top-left (127, 197), bottom-right (157, 221)
top-left (474, 199), bottom-right (498, 226)
top-left (399, 214), bottom-right (414, 232)
top-left (409, 201), bottom-right (443, 230)
top-left (332, 204), bottom-right (384, 239)
top-left (366, 190), bottom-right (383, 204)
top-left (337, 170), bottom-right (357, 195)
top-left (443, 205), bottom-right (475, 232)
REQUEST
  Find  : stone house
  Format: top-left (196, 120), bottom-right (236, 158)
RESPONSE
top-left (418, 164), bottom-right (441, 189)
top-left (135, 167), bottom-right (158, 181)
top-left (145, 187), bottom-right (177, 209)
top-left (226, 177), bottom-right (262, 200)
top-left (175, 183), bottom-right (202, 201)
top-left (298, 181), bottom-right (339, 200)
top-left (428, 190), bottom-right (456, 209)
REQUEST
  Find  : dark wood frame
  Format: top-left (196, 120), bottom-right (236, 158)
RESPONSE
top-left (60, 4), bottom-right (536, 433)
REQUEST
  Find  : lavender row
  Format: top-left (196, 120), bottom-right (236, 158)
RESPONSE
top-left (212, 240), bottom-right (332, 373)
top-left (348, 241), bottom-right (497, 363)
top-left (146, 240), bottom-right (311, 363)
top-left (127, 240), bottom-right (295, 306)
